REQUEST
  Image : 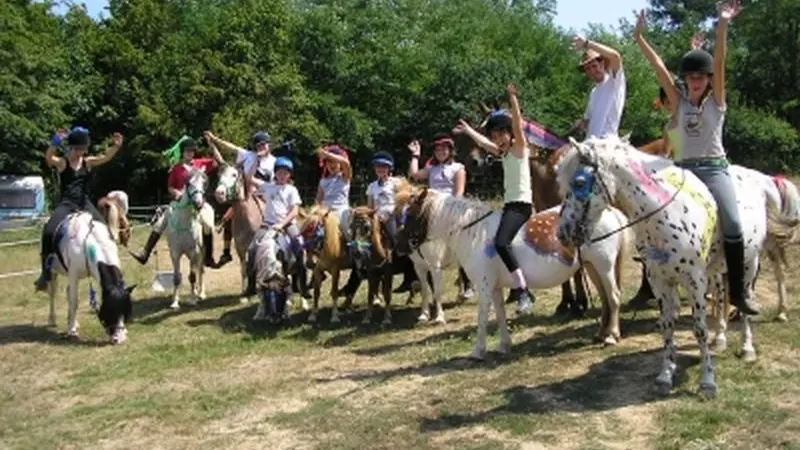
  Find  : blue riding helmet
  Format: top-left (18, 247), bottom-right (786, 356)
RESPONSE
top-left (274, 156), bottom-right (294, 172)
top-left (252, 131), bottom-right (271, 147)
top-left (371, 151), bottom-right (394, 169)
top-left (67, 126), bottom-right (91, 147)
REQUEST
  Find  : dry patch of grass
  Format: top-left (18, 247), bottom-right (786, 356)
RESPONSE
top-left (1, 223), bottom-right (800, 449)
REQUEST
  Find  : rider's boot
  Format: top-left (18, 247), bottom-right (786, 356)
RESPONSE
top-left (203, 232), bottom-right (216, 268)
top-left (295, 249), bottom-right (312, 300)
top-left (725, 239), bottom-right (760, 315)
top-left (243, 250), bottom-right (257, 297)
top-left (33, 253), bottom-right (52, 292)
top-left (130, 231), bottom-right (161, 265)
top-left (392, 255), bottom-right (417, 293)
top-left (216, 223), bottom-right (233, 267)
top-left (628, 263), bottom-right (655, 309)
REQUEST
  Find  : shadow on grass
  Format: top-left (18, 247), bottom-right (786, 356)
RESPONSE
top-left (133, 293), bottom-right (242, 326)
top-left (183, 298), bottom-right (430, 343)
top-left (0, 324), bottom-right (108, 347)
top-left (418, 347), bottom-right (702, 432)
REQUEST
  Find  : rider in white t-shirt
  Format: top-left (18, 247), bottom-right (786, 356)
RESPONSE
top-left (570, 35), bottom-right (626, 139)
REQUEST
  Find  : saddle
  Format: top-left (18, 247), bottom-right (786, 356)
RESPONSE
top-left (51, 212), bottom-right (86, 271)
top-left (523, 209), bottom-right (575, 263)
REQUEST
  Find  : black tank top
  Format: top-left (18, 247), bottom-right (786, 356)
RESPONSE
top-left (59, 159), bottom-right (91, 206)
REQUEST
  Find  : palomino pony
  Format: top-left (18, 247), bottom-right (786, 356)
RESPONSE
top-left (300, 206), bottom-right (353, 324)
top-left (44, 212), bottom-right (135, 344)
top-left (554, 136), bottom-right (800, 398)
top-left (150, 169), bottom-right (213, 309)
top-left (397, 187), bottom-right (632, 359)
top-left (98, 190), bottom-right (131, 247)
top-left (214, 164), bottom-right (262, 304)
top-left (348, 206), bottom-right (397, 325)
top-left (474, 106), bottom-right (589, 317)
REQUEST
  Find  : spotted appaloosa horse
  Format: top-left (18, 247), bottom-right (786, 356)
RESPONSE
top-left (397, 187), bottom-right (631, 360)
top-left (555, 135), bottom-right (800, 398)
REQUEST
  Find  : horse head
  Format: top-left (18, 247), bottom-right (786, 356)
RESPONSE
top-left (214, 164), bottom-right (242, 204)
top-left (301, 206), bottom-right (340, 258)
top-left (185, 169), bottom-right (209, 210)
top-left (348, 207), bottom-right (386, 272)
top-left (395, 186), bottom-right (431, 255)
top-left (96, 262), bottom-right (135, 345)
top-left (555, 136), bottom-right (620, 247)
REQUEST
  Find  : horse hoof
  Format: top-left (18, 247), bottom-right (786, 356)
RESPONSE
top-left (417, 314), bottom-right (429, 324)
top-left (739, 349), bottom-right (757, 362)
top-left (65, 332), bottom-right (80, 341)
top-left (301, 299), bottom-right (311, 312)
top-left (602, 336), bottom-right (618, 347)
top-left (239, 297), bottom-right (250, 305)
top-left (372, 298), bottom-right (383, 307)
top-left (652, 380), bottom-right (672, 397)
top-left (433, 316), bottom-right (446, 325)
top-left (777, 312), bottom-right (789, 323)
top-left (698, 382), bottom-right (717, 399)
top-left (711, 338), bottom-right (728, 353)
top-left (169, 302), bottom-right (180, 310)
top-left (467, 352), bottom-right (485, 362)
top-left (47, 320), bottom-right (57, 328)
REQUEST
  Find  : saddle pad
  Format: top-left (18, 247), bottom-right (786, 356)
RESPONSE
top-left (523, 209), bottom-right (576, 264)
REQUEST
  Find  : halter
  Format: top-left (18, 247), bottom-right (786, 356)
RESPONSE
top-left (567, 147), bottom-right (687, 244)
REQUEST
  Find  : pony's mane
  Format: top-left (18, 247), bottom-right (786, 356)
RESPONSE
top-left (351, 206), bottom-right (387, 260)
top-left (421, 190), bottom-right (492, 237)
top-left (393, 180), bottom-right (426, 216)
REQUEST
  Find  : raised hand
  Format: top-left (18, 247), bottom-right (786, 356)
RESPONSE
top-left (407, 140), bottom-right (421, 156)
top-left (634, 10), bottom-right (647, 38)
top-left (507, 83), bottom-right (518, 97)
top-left (718, 0), bottom-right (742, 21)
top-left (570, 35), bottom-right (588, 52)
top-left (111, 132), bottom-right (124, 147)
top-left (691, 31), bottom-right (706, 49)
top-left (452, 119), bottom-right (471, 135)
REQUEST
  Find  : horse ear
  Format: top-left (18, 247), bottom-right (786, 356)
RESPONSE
top-left (568, 136), bottom-right (580, 148)
top-left (125, 284), bottom-right (137, 294)
top-left (620, 133), bottom-right (632, 145)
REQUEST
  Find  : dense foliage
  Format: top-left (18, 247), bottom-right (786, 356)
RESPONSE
top-left (1, 0), bottom-right (798, 205)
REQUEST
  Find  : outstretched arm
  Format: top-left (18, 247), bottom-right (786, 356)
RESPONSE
top-left (572, 35), bottom-right (623, 74)
top-left (452, 120), bottom-right (501, 156)
top-left (507, 84), bottom-right (527, 159)
top-left (205, 131), bottom-right (245, 154)
top-left (633, 10), bottom-right (679, 114)
top-left (713, 1), bottom-right (741, 108)
top-left (318, 146), bottom-right (352, 181)
top-left (86, 133), bottom-right (123, 169)
top-left (406, 140), bottom-right (428, 181)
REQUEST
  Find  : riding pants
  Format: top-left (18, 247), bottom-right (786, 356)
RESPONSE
top-left (40, 200), bottom-right (106, 272)
top-left (684, 164), bottom-right (743, 242)
top-left (494, 202), bottom-right (533, 273)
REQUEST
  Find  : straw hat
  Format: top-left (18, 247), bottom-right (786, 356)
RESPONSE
top-left (577, 49), bottom-right (608, 72)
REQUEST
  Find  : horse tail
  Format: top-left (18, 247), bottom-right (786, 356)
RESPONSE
top-left (322, 211), bottom-right (342, 260)
top-left (766, 175), bottom-right (800, 248)
top-left (611, 207), bottom-right (632, 288)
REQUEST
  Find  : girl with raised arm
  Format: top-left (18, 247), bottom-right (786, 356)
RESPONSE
top-left (633, 1), bottom-right (758, 315)
top-left (34, 127), bottom-right (124, 291)
top-left (452, 84), bottom-right (534, 314)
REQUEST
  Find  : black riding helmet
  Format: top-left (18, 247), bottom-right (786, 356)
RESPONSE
top-left (484, 111), bottom-right (512, 136)
top-left (679, 49), bottom-right (713, 76)
top-left (180, 137), bottom-right (198, 154)
top-left (67, 127), bottom-right (90, 147)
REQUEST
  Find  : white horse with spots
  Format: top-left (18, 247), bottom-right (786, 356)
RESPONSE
top-left (396, 187), bottom-right (632, 360)
top-left (555, 136), bottom-right (799, 398)
top-left (149, 169), bottom-right (214, 309)
top-left (45, 212), bottom-right (135, 343)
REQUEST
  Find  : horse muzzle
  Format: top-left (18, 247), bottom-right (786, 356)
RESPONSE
top-left (191, 193), bottom-right (205, 210)
top-left (214, 188), bottom-right (228, 204)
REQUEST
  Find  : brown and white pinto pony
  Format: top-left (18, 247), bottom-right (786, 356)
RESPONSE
top-left (98, 190), bottom-right (131, 247)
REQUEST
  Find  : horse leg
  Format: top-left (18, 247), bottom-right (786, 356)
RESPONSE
top-left (555, 281), bottom-right (573, 316)
top-left (308, 267), bottom-right (321, 323)
top-left (239, 261), bottom-right (250, 304)
top-left (469, 274), bottom-right (495, 361)
top-left (197, 255), bottom-right (207, 301)
top-left (170, 253), bottom-right (181, 310)
top-left (47, 274), bottom-right (58, 327)
top-left (66, 275), bottom-right (79, 338)
top-left (381, 267), bottom-right (393, 326)
top-left (362, 273), bottom-right (376, 325)
top-left (687, 272), bottom-right (716, 398)
top-left (710, 275), bottom-right (728, 353)
top-left (771, 248), bottom-right (789, 322)
top-left (651, 276), bottom-right (679, 396)
top-left (584, 263), bottom-right (619, 346)
top-left (330, 269), bottom-right (342, 324)
top-left (416, 262), bottom-right (432, 323)
top-left (431, 267), bottom-right (446, 324)
top-left (187, 269), bottom-right (198, 306)
top-left (573, 268), bottom-right (589, 316)
top-left (739, 257), bottom-right (759, 362)
top-left (492, 285), bottom-right (511, 355)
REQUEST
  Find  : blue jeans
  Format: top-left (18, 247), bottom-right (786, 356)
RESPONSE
top-left (686, 165), bottom-right (743, 242)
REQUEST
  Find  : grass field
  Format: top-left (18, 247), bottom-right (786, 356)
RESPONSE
top-left (1, 219), bottom-right (800, 450)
